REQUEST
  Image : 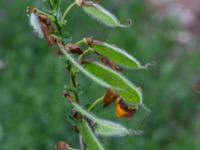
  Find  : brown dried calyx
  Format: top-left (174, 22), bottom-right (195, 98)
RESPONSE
top-left (84, 36), bottom-right (103, 46)
top-left (84, 36), bottom-right (94, 46)
top-left (65, 43), bottom-right (83, 54)
top-left (63, 91), bottom-right (75, 102)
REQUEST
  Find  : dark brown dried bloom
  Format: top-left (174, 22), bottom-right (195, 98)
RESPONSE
top-left (103, 88), bottom-right (119, 107)
top-left (65, 43), bottom-right (83, 54)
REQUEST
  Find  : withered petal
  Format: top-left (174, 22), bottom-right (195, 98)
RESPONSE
top-left (65, 43), bottom-right (83, 54)
top-left (115, 99), bottom-right (137, 118)
top-left (103, 88), bottom-right (119, 107)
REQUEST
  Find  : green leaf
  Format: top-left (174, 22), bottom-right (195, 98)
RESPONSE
top-left (83, 62), bottom-right (142, 105)
top-left (59, 44), bottom-right (111, 88)
top-left (78, 1), bottom-right (130, 27)
top-left (90, 41), bottom-right (144, 69)
top-left (76, 119), bottom-right (104, 150)
top-left (73, 103), bottom-right (140, 137)
top-left (53, 0), bottom-right (61, 10)
top-left (58, 44), bottom-right (142, 105)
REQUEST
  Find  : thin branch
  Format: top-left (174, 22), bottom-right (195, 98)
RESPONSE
top-left (48, 0), bottom-right (54, 10)
top-left (78, 48), bottom-right (92, 61)
top-left (61, 2), bottom-right (76, 23)
top-left (67, 61), bottom-right (79, 101)
top-left (48, 0), bottom-right (62, 35)
top-left (79, 134), bottom-right (84, 150)
top-left (88, 97), bottom-right (103, 112)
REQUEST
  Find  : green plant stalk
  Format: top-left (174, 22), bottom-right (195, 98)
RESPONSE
top-left (76, 39), bottom-right (85, 45)
top-left (48, 0), bottom-right (62, 35)
top-left (78, 48), bottom-right (92, 61)
top-left (61, 2), bottom-right (76, 23)
top-left (55, 17), bottom-right (63, 36)
top-left (48, 0), bottom-right (78, 100)
top-left (76, 119), bottom-right (104, 150)
top-left (47, 1), bottom-right (86, 149)
top-left (67, 61), bottom-right (79, 101)
top-left (48, 0), bottom-right (54, 10)
top-left (79, 134), bottom-right (84, 150)
top-left (88, 97), bottom-right (103, 112)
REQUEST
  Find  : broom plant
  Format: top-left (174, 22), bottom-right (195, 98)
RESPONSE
top-left (27, 0), bottom-right (150, 149)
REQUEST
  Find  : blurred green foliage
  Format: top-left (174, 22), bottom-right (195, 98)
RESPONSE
top-left (0, 0), bottom-right (200, 150)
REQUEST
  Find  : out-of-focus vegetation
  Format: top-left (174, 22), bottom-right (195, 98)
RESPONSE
top-left (0, 0), bottom-right (200, 150)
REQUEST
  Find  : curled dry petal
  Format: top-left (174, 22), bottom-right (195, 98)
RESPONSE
top-left (103, 88), bottom-right (119, 107)
top-left (115, 99), bottom-right (137, 118)
top-left (65, 43), bottom-right (83, 54)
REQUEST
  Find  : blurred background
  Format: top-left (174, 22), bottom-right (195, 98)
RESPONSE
top-left (0, 0), bottom-right (200, 149)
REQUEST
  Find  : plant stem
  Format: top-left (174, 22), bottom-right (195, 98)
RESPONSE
top-left (78, 48), bottom-right (92, 61)
top-left (48, 0), bottom-right (78, 100)
top-left (88, 97), bottom-right (103, 112)
top-left (61, 2), bottom-right (76, 24)
top-left (48, 1), bottom-right (83, 148)
top-left (48, 0), bottom-right (62, 36)
top-left (79, 134), bottom-right (84, 150)
top-left (55, 17), bottom-right (62, 36)
top-left (76, 39), bottom-right (85, 45)
top-left (48, 0), bottom-right (54, 10)
top-left (67, 61), bottom-right (79, 101)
